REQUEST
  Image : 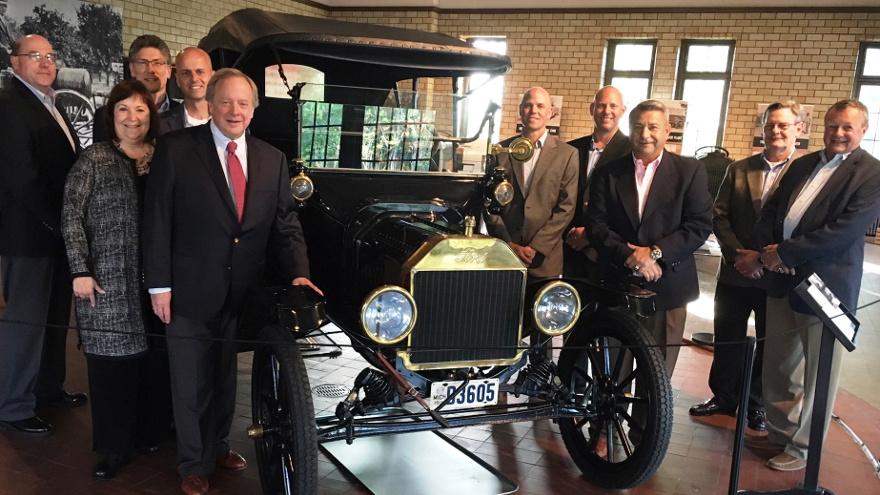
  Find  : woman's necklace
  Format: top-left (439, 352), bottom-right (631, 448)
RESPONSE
top-left (114, 141), bottom-right (154, 176)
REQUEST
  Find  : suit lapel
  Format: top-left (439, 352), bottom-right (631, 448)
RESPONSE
top-left (526, 135), bottom-right (557, 199)
top-left (196, 125), bottom-right (238, 222)
top-left (241, 136), bottom-right (265, 230)
top-left (616, 158), bottom-right (640, 230)
top-left (13, 78), bottom-right (78, 154)
top-left (795, 149), bottom-right (863, 235)
top-left (746, 155), bottom-right (764, 215)
top-left (785, 152), bottom-right (822, 214)
top-left (596, 130), bottom-right (628, 168)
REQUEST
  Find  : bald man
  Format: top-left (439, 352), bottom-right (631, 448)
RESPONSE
top-left (565, 86), bottom-right (631, 278)
top-left (485, 86), bottom-right (578, 279)
top-left (160, 47), bottom-right (213, 134)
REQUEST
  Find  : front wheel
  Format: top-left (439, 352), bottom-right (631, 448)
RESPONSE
top-left (557, 308), bottom-right (672, 489)
top-left (251, 325), bottom-right (318, 495)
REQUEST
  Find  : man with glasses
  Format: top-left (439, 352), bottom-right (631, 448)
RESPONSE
top-left (93, 34), bottom-right (179, 142)
top-left (690, 101), bottom-right (802, 432)
top-left (0, 34), bottom-right (84, 436)
top-left (750, 99), bottom-right (880, 471)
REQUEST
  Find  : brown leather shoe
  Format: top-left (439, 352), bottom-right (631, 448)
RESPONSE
top-left (216, 450), bottom-right (248, 471)
top-left (180, 474), bottom-right (209, 495)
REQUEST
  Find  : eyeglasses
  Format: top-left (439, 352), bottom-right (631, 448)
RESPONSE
top-left (763, 122), bottom-right (799, 131)
top-left (131, 59), bottom-right (169, 70)
top-left (14, 51), bottom-right (60, 65)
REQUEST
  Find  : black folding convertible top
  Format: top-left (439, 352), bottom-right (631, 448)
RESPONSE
top-left (199, 9), bottom-right (511, 81)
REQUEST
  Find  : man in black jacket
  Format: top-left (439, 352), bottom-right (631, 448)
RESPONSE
top-left (587, 99), bottom-right (713, 376)
top-left (565, 86), bottom-right (631, 278)
top-left (0, 34), bottom-right (85, 436)
top-left (143, 69), bottom-right (319, 495)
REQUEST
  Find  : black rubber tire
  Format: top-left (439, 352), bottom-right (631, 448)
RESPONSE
top-left (557, 308), bottom-right (673, 489)
top-left (252, 325), bottom-right (318, 495)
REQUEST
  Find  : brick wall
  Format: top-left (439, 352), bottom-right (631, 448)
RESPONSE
top-left (434, 10), bottom-right (880, 159)
top-left (94, 2), bottom-right (880, 159)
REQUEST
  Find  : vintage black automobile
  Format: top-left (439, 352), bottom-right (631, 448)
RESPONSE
top-left (200, 9), bottom-right (673, 494)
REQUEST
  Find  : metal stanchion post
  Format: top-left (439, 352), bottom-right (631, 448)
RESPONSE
top-left (728, 336), bottom-right (756, 495)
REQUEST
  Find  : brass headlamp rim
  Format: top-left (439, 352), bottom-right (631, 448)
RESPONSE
top-left (289, 171), bottom-right (315, 201)
top-left (490, 136), bottom-right (534, 162)
top-left (532, 280), bottom-right (581, 336)
top-left (360, 285), bottom-right (418, 345)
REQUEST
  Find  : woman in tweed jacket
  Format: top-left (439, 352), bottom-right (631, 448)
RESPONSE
top-left (62, 80), bottom-right (160, 480)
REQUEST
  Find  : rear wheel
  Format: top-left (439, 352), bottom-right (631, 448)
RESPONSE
top-left (557, 309), bottom-right (672, 489)
top-left (252, 325), bottom-right (318, 495)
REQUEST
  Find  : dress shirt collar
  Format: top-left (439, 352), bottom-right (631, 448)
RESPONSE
top-left (156, 94), bottom-right (172, 113)
top-left (523, 129), bottom-right (549, 149)
top-left (761, 150), bottom-right (793, 170)
top-left (819, 150), bottom-right (851, 166)
top-left (14, 74), bottom-right (55, 106)
top-left (633, 150), bottom-right (663, 170)
top-left (210, 120), bottom-right (246, 151)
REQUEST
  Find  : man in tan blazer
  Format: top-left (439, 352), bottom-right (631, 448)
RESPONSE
top-left (689, 101), bottom-right (801, 432)
top-left (485, 87), bottom-right (578, 279)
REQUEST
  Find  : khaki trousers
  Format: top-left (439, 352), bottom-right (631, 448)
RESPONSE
top-left (763, 296), bottom-right (844, 460)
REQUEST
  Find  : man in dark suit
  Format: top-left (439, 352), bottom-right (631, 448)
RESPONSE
top-left (143, 68), bottom-right (319, 495)
top-left (94, 35), bottom-right (180, 142)
top-left (159, 47), bottom-right (213, 135)
top-left (0, 35), bottom-right (85, 436)
top-left (485, 86), bottom-right (578, 279)
top-left (750, 99), bottom-right (880, 472)
top-left (690, 101), bottom-right (802, 432)
top-left (587, 99), bottom-right (713, 376)
top-left (565, 86), bottom-right (631, 278)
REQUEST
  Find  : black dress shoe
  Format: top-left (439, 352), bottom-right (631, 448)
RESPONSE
top-left (747, 408), bottom-right (767, 431)
top-left (0, 416), bottom-right (53, 436)
top-left (137, 444), bottom-right (160, 454)
top-left (93, 453), bottom-right (130, 480)
top-left (689, 397), bottom-right (736, 417)
top-left (40, 391), bottom-right (88, 408)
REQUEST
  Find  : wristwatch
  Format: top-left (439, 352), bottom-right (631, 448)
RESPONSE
top-left (650, 245), bottom-right (663, 261)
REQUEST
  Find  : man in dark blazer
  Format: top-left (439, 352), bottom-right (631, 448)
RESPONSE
top-left (143, 69), bottom-right (319, 495)
top-left (690, 101), bottom-right (802, 432)
top-left (0, 35), bottom-right (85, 436)
top-left (750, 99), bottom-right (880, 472)
top-left (94, 34), bottom-right (179, 142)
top-left (159, 47), bottom-right (213, 135)
top-left (565, 86), bottom-right (631, 278)
top-left (485, 86), bottom-right (578, 280)
top-left (587, 99), bottom-right (713, 376)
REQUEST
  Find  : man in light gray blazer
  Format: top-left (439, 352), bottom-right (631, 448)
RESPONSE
top-left (485, 86), bottom-right (578, 279)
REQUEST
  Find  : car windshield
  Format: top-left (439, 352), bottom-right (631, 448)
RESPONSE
top-left (266, 78), bottom-right (500, 174)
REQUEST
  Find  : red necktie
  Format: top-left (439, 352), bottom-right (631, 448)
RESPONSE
top-left (226, 141), bottom-right (246, 222)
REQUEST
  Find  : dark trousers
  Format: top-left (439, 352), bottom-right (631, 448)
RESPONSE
top-left (35, 256), bottom-right (73, 402)
top-left (710, 282), bottom-right (765, 411)
top-left (0, 256), bottom-right (71, 420)
top-left (85, 354), bottom-right (153, 457)
top-left (140, 297), bottom-right (174, 444)
top-left (166, 309), bottom-right (238, 477)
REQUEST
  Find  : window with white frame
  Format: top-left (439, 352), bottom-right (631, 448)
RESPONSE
top-left (675, 40), bottom-right (735, 156)
top-left (855, 42), bottom-right (880, 158)
top-left (604, 39), bottom-right (656, 132)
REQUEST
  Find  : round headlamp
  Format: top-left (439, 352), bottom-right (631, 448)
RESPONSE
top-left (360, 285), bottom-right (417, 344)
top-left (533, 281), bottom-right (581, 336)
top-left (289, 172), bottom-right (314, 202)
top-left (493, 180), bottom-right (515, 206)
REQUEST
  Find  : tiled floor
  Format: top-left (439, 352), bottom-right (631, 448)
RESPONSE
top-left (2, 245), bottom-right (880, 494)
